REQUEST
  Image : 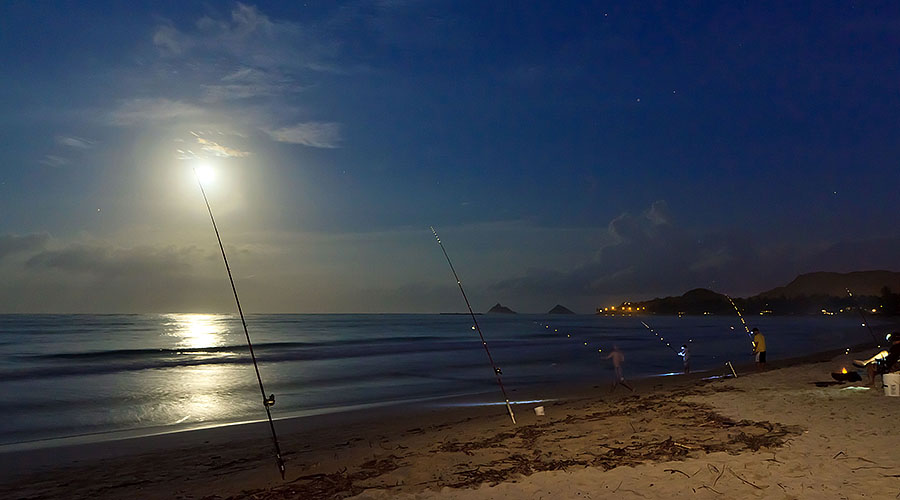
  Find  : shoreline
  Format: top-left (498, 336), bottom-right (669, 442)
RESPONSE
top-left (2, 341), bottom-right (895, 498)
top-left (2, 313), bottom-right (888, 459)
top-left (0, 339), bottom-right (858, 456)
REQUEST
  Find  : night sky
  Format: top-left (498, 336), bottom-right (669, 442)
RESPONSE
top-left (1, 1), bottom-right (898, 313)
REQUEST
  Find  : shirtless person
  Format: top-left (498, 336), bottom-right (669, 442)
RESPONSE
top-left (603, 345), bottom-right (634, 392)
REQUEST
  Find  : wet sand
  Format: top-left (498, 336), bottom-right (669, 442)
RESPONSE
top-left (2, 346), bottom-right (898, 499)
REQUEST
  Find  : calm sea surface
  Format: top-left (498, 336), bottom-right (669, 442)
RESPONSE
top-left (0, 313), bottom-right (885, 448)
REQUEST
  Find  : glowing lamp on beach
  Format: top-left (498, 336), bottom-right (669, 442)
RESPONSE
top-left (841, 367), bottom-right (848, 374)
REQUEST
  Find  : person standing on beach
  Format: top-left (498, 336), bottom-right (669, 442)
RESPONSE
top-left (603, 345), bottom-right (634, 392)
top-left (751, 327), bottom-right (766, 370)
top-left (679, 344), bottom-right (691, 374)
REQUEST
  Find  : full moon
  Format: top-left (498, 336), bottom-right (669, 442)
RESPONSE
top-left (194, 163), bottom-right (216, 185)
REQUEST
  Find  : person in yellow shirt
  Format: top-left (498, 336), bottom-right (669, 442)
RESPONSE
top-left (751, 327), bottom-right (766, 370)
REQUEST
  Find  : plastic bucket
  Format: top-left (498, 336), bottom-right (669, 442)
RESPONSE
top-left (534, 406), bottom-right (545, 416)
top-left (884, 373), bottom-right (900, 397)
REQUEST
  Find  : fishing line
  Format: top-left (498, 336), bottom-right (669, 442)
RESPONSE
top-left (726, 294), bottom-right (764, 373)
top-left (430, 227), bottom-right (516, 425)
top-left (535, 321), bottom-right (606, 356)
top-left (639, 320), bottom-right (690, 356)
top-left (725, 295), bottom-right (752, 337)
top-left (846, 288), bottom-right (881, 349)
top-left (195, 168), bottom-right (286, 479)
top-left (537, 319), bottom-right (693, 376)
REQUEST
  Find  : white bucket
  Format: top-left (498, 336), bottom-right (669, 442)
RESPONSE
top-left (534, 406), bottom-right (545, 416)
top-left (884, 373), bottom-right (900, 397)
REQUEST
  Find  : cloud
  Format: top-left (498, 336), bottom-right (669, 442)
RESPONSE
top-left (26, 243), bottom-right (196, 278)
top-left (39, 155), bottom-right (68, 167)
top-left (40, 136), bottom-right (96, 169)
top-left (490, 200), bottom-right (786, 304)
top-left (152, 3), bottom-right (335, 74)
top-left (175, 132), bottom-right (251, 160)
top-left (193, 133), bottom-right (250, 158)
top-left (102, 4), bottom-right (356, 148)
top-left (3, 241), bottom-right (232, 313)
top-left (152, 24), bottom-right (185, 55)
top-left (175, 148), bottom-right (200, 161)
top-left (56, 136), bottom-right (96, 149)
top-left (804, 237), bottom-right (900, 274)
top-left (202, 67), bottom-right (297, 102)
top-left (109, 98), bottom-right (205, 125)
top-left (608, 200), bottom-right (670, 244)
top-left (0, 233), bottom-right (50, 260)
top-left (267, 122), bottom-right (341, 148)
top-left (489, 200), bottom-right (900, 310)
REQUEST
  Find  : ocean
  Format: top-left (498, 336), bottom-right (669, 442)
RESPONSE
top-left (0, 313), bottom-right (884, 449)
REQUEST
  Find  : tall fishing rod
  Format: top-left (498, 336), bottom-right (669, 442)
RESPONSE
top-left (846, 288), bottom-right (881, 348)
top-left (430, 227), bottom-right (516, 425)
top-left (195, 168), bottom-right (286, 479)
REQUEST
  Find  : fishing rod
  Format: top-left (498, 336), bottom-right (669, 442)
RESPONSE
top-left (846, 288), bottom-right (881, 348)
top-left (430, 227), bottom-right (516, 425)
top-left (195, 168), bottom-right (286, 479)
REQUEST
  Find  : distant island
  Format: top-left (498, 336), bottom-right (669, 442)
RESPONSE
top-left (548, 304), bottom-right (575, 314)
top-left (487, 303), bottom-right (516, 314)
top-left (597, 270), bottom-right (900, 316)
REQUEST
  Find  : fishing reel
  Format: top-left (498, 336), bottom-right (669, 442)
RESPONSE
top-left (494, 367), bottom-right (503, 375)
top-left (264, 393), bottom-right (276, 407)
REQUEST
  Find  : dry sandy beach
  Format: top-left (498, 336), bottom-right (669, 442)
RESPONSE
top-left (2, 347), bottom-right (899, 500)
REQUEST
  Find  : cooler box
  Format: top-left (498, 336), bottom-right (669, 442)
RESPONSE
top-left (884, 372), bottom-right (900, 397)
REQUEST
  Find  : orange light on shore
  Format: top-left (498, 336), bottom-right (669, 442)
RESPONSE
top-left (841, 367), bottom-right (848, 374)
